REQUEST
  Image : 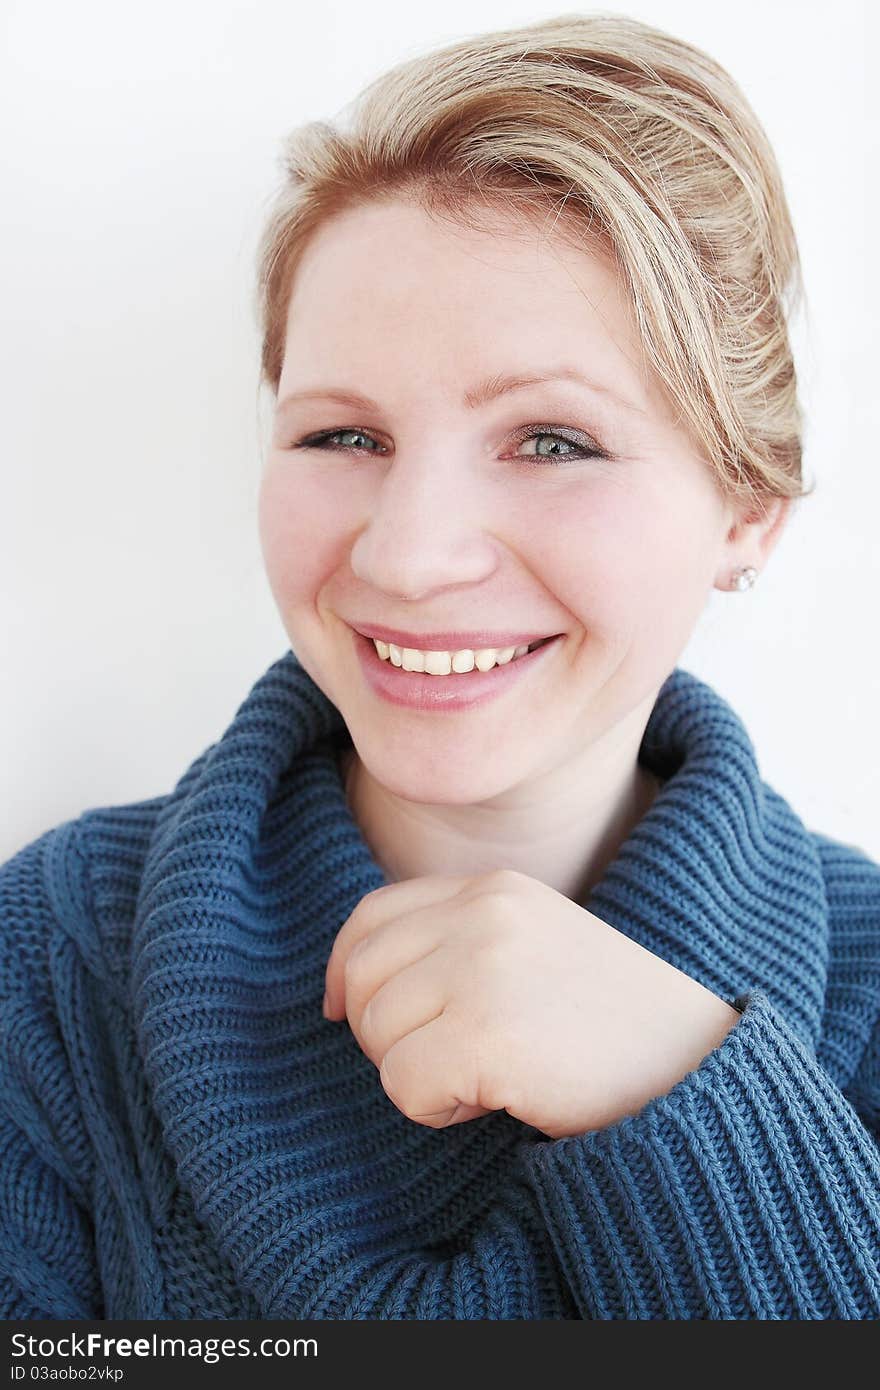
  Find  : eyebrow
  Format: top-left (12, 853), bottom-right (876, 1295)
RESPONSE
top-left (275, 365), bottom-right (645, 417)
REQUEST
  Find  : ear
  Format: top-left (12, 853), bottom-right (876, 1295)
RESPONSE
top-left (716, 495), bottom-right (792, 590)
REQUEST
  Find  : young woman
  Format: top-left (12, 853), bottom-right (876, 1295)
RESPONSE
top-left (2, 13), bottom-right (878, 1319)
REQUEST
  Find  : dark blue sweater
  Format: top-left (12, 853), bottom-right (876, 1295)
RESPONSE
top-left (1, 650), bottom-right (879, 1318)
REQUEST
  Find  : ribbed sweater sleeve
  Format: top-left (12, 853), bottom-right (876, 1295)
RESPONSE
top-left (520, 988), bottom-right (880, 1318)
top-left (0, 829), bottom-right (104, 1319)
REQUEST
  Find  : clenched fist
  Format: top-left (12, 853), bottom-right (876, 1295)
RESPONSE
top-left (323, 869), bottom-right (739, 1138)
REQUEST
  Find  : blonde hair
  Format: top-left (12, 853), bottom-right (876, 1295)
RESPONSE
top-left (254, 11), bottom-right (814, 516)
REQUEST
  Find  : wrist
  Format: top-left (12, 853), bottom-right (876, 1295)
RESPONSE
top-left (626, 981), bottom-right (741, 1123)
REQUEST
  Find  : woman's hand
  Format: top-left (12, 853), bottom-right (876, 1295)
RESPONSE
top-left (323, 869), bottom-right (740, 1139)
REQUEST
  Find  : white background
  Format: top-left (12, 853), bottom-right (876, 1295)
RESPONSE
top-left (1, 0), bottom-right (877, 863)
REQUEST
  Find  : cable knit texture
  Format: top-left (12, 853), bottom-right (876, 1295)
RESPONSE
top-left (1, 650), bottom-right (879, 1320)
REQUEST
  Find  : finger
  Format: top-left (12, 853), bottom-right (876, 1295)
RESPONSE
top-left (324, 874), bottom-right (474, 1017)
top-left (379, 1008), bottom-right (495, 1129)
top-left (337, 902), bottom-right (453, 1035)
top-left (351, 940), bottom-right (453, 1065)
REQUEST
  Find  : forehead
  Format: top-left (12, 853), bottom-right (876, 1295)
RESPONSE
top-left (294, 194), bottom-right (614, 262)
top-left (281, 199), bottom-right (649, 397)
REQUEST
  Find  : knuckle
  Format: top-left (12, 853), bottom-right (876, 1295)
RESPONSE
top-left (361, 884), bottom-right (389, 906)
top-left (470, 929), bottom-right (508, 977)
top-left (380, 1052), bottom-right (423, 1121)
top-left (479, 868), bottom-right (525, 896)
top-left (379, 1052), bottom-right (402, 1104)
top-left (446, 1000), bottom-right (492, 1104)
top-left (454, 1009), bottom-right (506, 1114)
top-left (473, 896), bottom-right (511, 946)
top-left (361, 884), bottom-right (393, 910)
top-left (473, 875), bottom-right (521, 926)
top-left (360, 991), bottom-right (377, 1039)
top-left (343, 937), bottom-right (369, 985)
top-left (345, 886), bottom-right (385, 930)
top-left (477, 1058), bottom-right (510, 1116)
top-left (478, 1017), bottom-right (522, 1114)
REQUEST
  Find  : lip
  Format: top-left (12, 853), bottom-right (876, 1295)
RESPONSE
top-left (351, 622), bottom-right (558, 651)
top-left (352, 628), bottom-right (564, 712)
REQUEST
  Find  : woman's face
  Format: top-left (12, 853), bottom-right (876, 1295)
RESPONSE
top-left (259, 198), bottom-right (740, 804)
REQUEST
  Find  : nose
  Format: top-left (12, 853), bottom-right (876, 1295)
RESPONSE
top-left (349, 450), bottom-right (499, 601)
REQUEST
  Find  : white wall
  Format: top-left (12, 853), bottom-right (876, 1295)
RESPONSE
top-left (2, 0), bottom-right (877, 862)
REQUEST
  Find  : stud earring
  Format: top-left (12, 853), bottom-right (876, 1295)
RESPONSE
top-left (730, 566), bottom-right (758, 592)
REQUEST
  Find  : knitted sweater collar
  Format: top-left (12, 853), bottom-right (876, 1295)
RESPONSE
top-left (129, 650), bottom-right (828, 1315)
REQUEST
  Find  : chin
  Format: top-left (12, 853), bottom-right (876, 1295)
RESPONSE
top-left (355, 742), bottom-right (528, 806)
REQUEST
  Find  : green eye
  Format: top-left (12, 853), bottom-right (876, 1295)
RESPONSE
top-left (327, 429), bottom-right (380, 450)
top-left (299, 428), bottom-right (385, 453)
top-left (508, 424), bottom-right (607, 464)
top-left (522, 431), bottom-right (589, 458)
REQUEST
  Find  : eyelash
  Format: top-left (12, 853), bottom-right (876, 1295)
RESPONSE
top-left (290, 424), bottom-right (609, 468)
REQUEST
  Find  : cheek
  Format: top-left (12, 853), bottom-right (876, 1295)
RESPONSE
top-left (258, 462), bottom-right (347, 604)
top-left (535, 484), bottom-right (714, 646)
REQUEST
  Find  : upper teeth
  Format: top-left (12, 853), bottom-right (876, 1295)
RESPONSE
top-left (374, 640), bottom-right (536, 674)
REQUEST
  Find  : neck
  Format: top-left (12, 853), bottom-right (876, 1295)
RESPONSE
top-left (338, 730), bottom-right (661, 904)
